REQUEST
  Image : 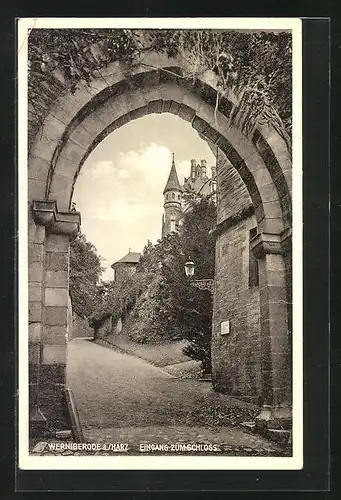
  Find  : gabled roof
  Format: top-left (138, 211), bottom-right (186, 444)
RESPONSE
top-left (163, 153), bottom-right (182, 194)
top-left (111, 251), bottom-right (141, 268)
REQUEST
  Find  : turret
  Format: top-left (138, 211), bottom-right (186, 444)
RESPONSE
top-left (200, 159), bottom-right (207, 179)
top-left (163, 153), bottom-right (182, 204)
top-left (162, 153), bottom-right (182, 237)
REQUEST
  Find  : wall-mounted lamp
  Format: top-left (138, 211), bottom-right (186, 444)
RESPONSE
top-left (184, 258), bottom-right (195, 278)
top-left (184, 257), bottom-right (214, 293)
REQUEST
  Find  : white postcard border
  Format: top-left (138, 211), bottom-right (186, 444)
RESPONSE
top-left (18, 17), bottom-right (303, 471)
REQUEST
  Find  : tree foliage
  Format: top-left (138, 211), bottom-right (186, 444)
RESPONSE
top-left (89, 270), bottom-right (155, 328)
top-left (152, 197), bottom-right (216, 373)
top-left (28, 28), bottom-right (139, 87)
top-left (28, 28), bottom-right (291, 150)
top-left (91, 196), bottom-right (216, 373)
top-left (148, 29), bottom-right (291, 149)
top-left (69, 232), bottom-right (104, 317)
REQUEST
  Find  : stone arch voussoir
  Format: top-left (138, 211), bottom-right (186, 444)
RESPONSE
top-left (29, 60), bottom-right (291, 233)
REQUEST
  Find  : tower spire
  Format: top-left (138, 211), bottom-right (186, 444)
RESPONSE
top-left (163, 153), bottom-right (182, 194)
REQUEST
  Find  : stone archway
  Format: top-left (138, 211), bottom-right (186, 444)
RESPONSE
top-left (28, 50), bottom-right (292, 434)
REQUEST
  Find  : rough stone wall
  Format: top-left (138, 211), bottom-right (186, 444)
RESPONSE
top-left (284, 250), bottom-right (292, 368)
top-left (212, 215), bottom-right (262, 404)
top-left (211, 151), bottom-right (262, 404)
top-left (67, 294), bottom-right (73, 341)
top-left (114, 317), bottom-right (123, 336)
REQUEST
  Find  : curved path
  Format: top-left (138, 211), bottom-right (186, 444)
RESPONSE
top-left (67, 338), bottom-right (220, 428)
top-left (66, 338), bottom-right (281, 455)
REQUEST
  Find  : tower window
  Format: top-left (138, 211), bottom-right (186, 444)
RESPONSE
top-left (170, 217), bottom-right (176, 232)
top-left (172, 193), bottom-right (175, 199)
top-left (249, 227), bottom-right (259, 288)
top-left (178, 195), bottom-right (180, 200)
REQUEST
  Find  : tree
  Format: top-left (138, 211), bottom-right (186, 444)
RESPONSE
top-left (160, 197), bottom-right (216, 372)
top-left (69, 232), bottom-right (104, 317)
top-left (180, 196), bottom-right (216, 279)
top-left (88, 195), bottom-right (216, 372)
top-left (136, 196), bottom-right (216, 371)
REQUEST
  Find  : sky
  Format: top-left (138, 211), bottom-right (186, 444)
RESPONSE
top-left (72, 113), bottom-right (216, 281)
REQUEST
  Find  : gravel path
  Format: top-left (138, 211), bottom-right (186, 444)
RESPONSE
top-left (67, 339), bottom-right (254, 428)
top-left (64, 338), bottom-right (283, 455)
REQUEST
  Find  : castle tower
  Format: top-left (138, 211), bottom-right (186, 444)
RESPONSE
top-left (162, 153), bottom-right (182, 237)
top-left (111, 250), bottom-right (141, 282)
top-left (200, 159), bottom-right (208, 180)
top-left (190, 158), bottom-right (197, 181)
top-left (183, 158), bottom-right (213, 198)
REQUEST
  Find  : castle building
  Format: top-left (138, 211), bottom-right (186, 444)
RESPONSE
top-left (111, 250), bottom-right (141, 282)
top-left (183, 159), bottom-right (212, 196)
top-left (161, 154), bottom-right (217, 237)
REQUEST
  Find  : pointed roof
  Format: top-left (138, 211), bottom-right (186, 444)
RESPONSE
top-left (111, 251), bottom-right (141, 269)
top-left (163, 153), bottom-right (182, 194)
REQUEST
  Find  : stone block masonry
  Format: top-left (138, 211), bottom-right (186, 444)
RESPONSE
top-left (39, 233), bottom-right (72, 431)
top-left (28, 201), bottom-right (81, 436)
top-left (28, 213), bottom-right (46, 430)
top-left (216, 150), bottom-right (252, 224)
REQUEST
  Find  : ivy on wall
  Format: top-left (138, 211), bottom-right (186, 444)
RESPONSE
top-left (28, 29), bottom-right (140, 139)
top-left (28, 28), bottom-right (292, 150)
